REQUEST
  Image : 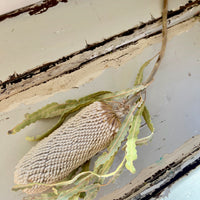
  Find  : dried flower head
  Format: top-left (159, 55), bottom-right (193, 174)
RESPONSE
top-left (14, 101), bottom-right (123, 194)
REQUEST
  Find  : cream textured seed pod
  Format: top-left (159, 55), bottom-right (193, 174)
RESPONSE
top-left (14, 101), bottom-right (125, 194)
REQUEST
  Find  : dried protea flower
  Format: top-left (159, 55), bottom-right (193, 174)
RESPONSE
top-left (14, 101), bottom-right (127, 194)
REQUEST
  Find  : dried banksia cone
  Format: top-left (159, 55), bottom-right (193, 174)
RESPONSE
top-left (14, 101), bottom-right (125, 194)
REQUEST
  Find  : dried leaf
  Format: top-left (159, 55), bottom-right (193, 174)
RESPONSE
top-left (47, 100), bottom-right (78, 118)
top-left (95, 152), bottom-right (116, 175)
top-left (110, 160), bottom-right (125, 184)
top-left (8, 91), bottom-right (111, 136)
top-left (84, 185), bottom-right (99, 200)
top-left (26, 102), bottom-right (94, 141)
top-left (40, 191), bottom-right (57, 200)
top-left (73, 161), bottom-right (91, 186)
top-left (58, 183), bottom-right (100, 200)
top-left (9, 84), bottom-right (146, 141)
top-left (134, 55), bottom-right (157, 86)
top-left (142, 106), bottom-right (154, 132)
top-left (97, 156), bottom-right (126, 187)
top-left (8, 102), bottom-right (76, 135)
top-left (78, 91), bottom-right (111, 103)
top-left (58, 187), bottom-right (81, 200)
top-left (100, 85), bottom-right (147, 101)
top-left (135, 132), bottom-right (154, 145)
top-left (92, 152), bottom-right (116, 189)
top-left (125, 103), bottom-right (144, 174)
top-left (57, 186), bottom-right (82, 200)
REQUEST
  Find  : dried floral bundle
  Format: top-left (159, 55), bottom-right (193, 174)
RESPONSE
top-left (9, 1), bottom-right (167, 199)
top-left (10, 60), bottom-right (154, 199)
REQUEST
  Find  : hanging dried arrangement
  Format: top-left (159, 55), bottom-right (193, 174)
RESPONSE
top-left (9, 0), bottom-right (168, 199)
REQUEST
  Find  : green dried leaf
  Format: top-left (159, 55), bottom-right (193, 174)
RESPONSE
top-left (68, 193), bottom-right (80, 200)
top-left (84, 185), bottom-right (99, 200)
top-left (134, 55), bottom-right (157, 86)
top-left (73, 161), bottom-right (91, 186)
top-left (73, 154), bottom-right (116, 200)
top-left (40, 191), bottom-right (57, 200)
top-left (100, 85), bottom-right (147, 101)
top-left (8, 91), bottom-right (111, 136)
top-left (7, 103), bottom-right (63, 135)
top-left (57, 174), bottom-right (92, 199)
top-left (110, 160), bottom-right (125, 184)
top-left (26, 101), bottom-right (95, 141)
top-left (95, 152), bottom-right (116, 175)
top-left (93, 152), bottom-right (116, 188)
top-left (94, 99), bottom-right (143, 169)
top-left (74, 156), bottom-right (120, 187)
top-left (8, 84), bottom-right (146, 141)
top-left (125, 103), bottom-right (144, 174)
top-left (78, 91), bottom-right (111, 103)
top-left (74, 156), bottom-right (125, 200)
top-left (47, 100), bottom-right (78, 118)
top-left (25, 85), bottom-right (146, 142)
top-left (8, 102), bottom-right (77, 135)
top-left (142, 106), bottom-right (154, 132)
top-left (135, 132), bottom-right (154, 145)
top-left (58, 183), bottom-right (100, 200)
top-left (57, 186), bottom-right (82, 200)
top-left (76, 157), bottom-right (115, 200)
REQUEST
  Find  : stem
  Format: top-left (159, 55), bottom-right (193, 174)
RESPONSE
top-left (144, 0), bottom-right (168, 84)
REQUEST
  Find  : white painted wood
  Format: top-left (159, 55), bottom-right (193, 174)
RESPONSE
top-left (0, 0), bottom-right (191, 82)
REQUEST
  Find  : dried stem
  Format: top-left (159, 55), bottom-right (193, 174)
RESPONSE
top-left (144, 0), bottom-right (168, 85)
